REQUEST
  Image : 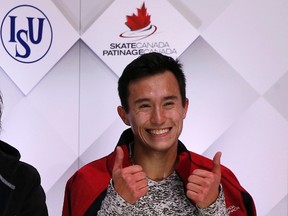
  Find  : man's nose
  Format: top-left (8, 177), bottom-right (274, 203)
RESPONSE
top-left (151, 107), bottom-right (165, 125)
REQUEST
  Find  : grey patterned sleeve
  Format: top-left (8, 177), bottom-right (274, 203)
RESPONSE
top-left (97, 179), bottom-right (229, 216)
top-left (97, 180), bottom-right (134, 216)
top-left (197, 185), bottom-right (229, 216)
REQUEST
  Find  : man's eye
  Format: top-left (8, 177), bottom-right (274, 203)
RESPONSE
top-left (139, 104), bottom-right (150, 108)
top-left (164, 101), bottom-right (174, 106)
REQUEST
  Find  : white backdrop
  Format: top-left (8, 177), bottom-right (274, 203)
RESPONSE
top-left (0, 0), bottom-right (287, 215)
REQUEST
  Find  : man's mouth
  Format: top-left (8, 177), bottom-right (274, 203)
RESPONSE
top-left (148, 128), bottom-right (170, 135)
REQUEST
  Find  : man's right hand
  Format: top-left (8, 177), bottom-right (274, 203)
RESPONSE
top-left (112, 146), bottom-right (148, 204)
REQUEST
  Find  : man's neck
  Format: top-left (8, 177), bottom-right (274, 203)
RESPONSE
top-left (132, 144), bottom-right (178, 182)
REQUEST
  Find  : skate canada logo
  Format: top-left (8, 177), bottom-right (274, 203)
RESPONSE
top-left (103, 2), bottom-right (177, 57)
top-left (0, 5), bottom-right (53, 63)
top-left (120, 3), bottom-right (157, 40)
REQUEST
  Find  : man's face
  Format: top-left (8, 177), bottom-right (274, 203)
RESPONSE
top-left (118, 70), bottom-right (188, 153)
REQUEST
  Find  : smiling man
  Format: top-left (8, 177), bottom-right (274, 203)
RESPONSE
top-left (62, 52), bottom-right (256, 216)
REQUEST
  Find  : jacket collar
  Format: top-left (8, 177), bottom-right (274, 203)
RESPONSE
top-left (0, 140), bottom-right (20, 181)
top-left (113, 128), bottom-right (192, 182)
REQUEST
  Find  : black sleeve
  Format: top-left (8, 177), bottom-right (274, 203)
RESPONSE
top-left (12, 162), bottom-right (48, 216)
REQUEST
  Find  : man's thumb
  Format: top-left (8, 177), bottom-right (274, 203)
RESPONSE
top-left (113, 146), bottom-right (124, 172)
top-left (212, 151), bottom-right (222, 175)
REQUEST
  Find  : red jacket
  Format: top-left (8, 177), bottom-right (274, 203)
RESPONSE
top-left (62, 129), bottom-right (256, 216)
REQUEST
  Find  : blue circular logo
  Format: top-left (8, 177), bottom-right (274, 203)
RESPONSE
top-left (0, 5), bottom-right (53, 63)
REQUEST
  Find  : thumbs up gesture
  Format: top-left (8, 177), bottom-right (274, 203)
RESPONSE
top-left (186, 152), bottom-right (222, 208)
top-left (112, 146), bottom-right (148, 204)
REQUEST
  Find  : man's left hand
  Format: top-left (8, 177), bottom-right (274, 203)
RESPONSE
top-left (186, 152), bottom-right (222, 208)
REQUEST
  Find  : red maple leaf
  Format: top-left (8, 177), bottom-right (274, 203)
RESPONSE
top-left (125, 3), bottom-right (151, 31)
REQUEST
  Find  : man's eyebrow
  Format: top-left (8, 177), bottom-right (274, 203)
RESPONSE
top-left (164, 95), bottom-right (178, 101)
top-left (134, 98), bottom-right (150, 104)
top-left (134, 96), bottom-right (178, 104)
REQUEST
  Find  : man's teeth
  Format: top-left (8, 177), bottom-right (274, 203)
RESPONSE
top-left (150, 129), bottom-right (169, 135)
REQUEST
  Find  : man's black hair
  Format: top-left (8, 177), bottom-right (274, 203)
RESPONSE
top-left (118, 52), bottom-right (186, 112)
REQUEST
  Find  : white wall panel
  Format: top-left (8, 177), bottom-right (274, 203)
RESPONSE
top-left (203, 98), bottom-right (288, 215)
top-left (202, 0), bottom-right (288, 94)
top-left (79, 43), bottom-right (120, 155)
top-left (180, 37), bottom-right (259, 153)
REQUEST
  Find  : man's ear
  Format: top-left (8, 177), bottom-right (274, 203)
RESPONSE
top-left (183, 98), bottom-right (189, 119)
top-left (117, 106), bottom-right (130, 126)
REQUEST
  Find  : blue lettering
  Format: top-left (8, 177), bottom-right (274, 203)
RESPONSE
top-left (15, 29), bottom-right (31, 58)
top-left (28, 17), bottom-right (44, 44)
top-left (9, 16), bottom-right (17, 42)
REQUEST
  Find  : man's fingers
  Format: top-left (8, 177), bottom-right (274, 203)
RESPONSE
top-left (212, 151), bottom-right (222, 175)
top-left (187, 152), bottom-right (222, 208)
top-left (113, 146), bottom-right (124, 172)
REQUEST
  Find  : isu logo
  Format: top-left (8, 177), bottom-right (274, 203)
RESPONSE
top-left (0, 5), bottom-right (53, 63)
top-left (120, 3), bottom-right (157, 40)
